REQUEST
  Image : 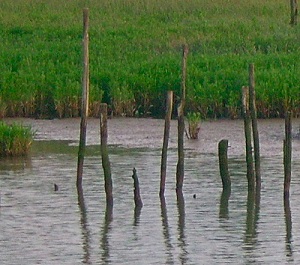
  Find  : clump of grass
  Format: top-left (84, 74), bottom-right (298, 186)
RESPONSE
top-left (186, 112), bottom-right (201, 139)
top-left (0, 122), bottom-right (34, 157)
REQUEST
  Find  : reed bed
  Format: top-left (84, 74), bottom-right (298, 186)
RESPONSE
top-left (0, 0), bottom-right (299, 118)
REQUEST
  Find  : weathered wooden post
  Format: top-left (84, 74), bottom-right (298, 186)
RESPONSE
top-left (160, 90), bottom-right (173, 197)
top-left (132, 168), bottom-right (143, 208)
top-left (77, 8), bottom-right (89, 189)
top-left (290, 0), bottom-right (298, 26)
top-left (176, 44), bottom-right (188, 193)
top-left (284, 111), bottom-right (292, 199)
top-left (249, 63), bottom-right (261, 190)
top-left (242, 86), bottom-right (255, 192)
top-left (218, 139), bottom-right (231, 191)
top-left (100, 103), bottom-right (113, 206)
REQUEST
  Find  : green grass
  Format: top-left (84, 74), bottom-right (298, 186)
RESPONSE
top-left (0, 122), bottom-right (34, 156)
top-left (0, 0), bottom-right (299, 118)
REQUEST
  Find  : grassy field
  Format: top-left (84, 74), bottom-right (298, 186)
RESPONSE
top-left (0, 0), bottom-right (299, 118)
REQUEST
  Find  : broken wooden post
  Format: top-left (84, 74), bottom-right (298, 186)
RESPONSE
top-left (284, 111), bottom-right (292, 199)
top-left (132, 168), bottom-right (143, 208)
top-left (218, 139), bottom-right (231, 191)
top-left (290, 0), bottom-right (298, 26)
top-left (160, 90), bottom-right (173, 197)
top-left (249, 63), bottom-right (261, 190)
top-left (176, 44), bottom-right (188, 193)
top-left (242, 86), bottom-right (255, 192)
top-left (77, 8), bottom-right (90, 189)
top-left (100, 103), bottom-right (113, 206)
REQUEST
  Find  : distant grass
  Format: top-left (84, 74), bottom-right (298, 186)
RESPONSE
top-left (0, 0), bottom-right (299, 118)
top-left (0, 122), bottom-right (34, 156)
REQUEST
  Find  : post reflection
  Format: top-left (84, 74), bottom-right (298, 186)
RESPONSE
top-left (219, 188), bottom-right (231, 220)
top-left (177, 191), bottom-right (188, 264)
top-left (100, 203), bottom-right (113, 264)
top-left (284, 194), bottom-right (293, 261)
top-left (77, 187), bottom-right (91, 264)
top-left (160, 195), bottom-right (174, 264)
top-left (243, 187), bottom-right (260, 262)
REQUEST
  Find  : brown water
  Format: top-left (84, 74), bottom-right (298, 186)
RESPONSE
top-left (1, 117), bottom-right (300, 264)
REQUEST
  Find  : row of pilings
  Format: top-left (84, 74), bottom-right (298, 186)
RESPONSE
top-left (75, 8), bottom-right (294, 225)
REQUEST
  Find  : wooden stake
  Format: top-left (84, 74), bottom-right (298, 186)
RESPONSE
top-left (77, 8), bottom-right (90, 189)
top-left (160, 90), bottom-right (173, 197)
top-left (290, 0), bottom-right (298, 26)
top-left (132, 168), bottom-right (143, 208)
top-left (242, 86), bottom-right (255, 192)
top-left (284, 111), bottom-right (292, 198)
top-left (176, 44), bottom-right (188, 193)
top-left (218, 139), bottom-right (231, 191)
top-left (100, 103), bottom-right (113, 206)
top-left (249, 63), bottom-right (261, 189)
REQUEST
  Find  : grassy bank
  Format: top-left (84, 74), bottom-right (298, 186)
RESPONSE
top-left (0, 122), bottom-right (34, 156)
top-left (0, 0), bottom-right (299, 118)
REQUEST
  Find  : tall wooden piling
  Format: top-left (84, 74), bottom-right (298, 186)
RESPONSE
top-left (160, 90), bottom-right (173, 197)
top-left (218, 139), bottom-right (231, 191)
top-left (132, 168), bottom-right (143, 208)
top-left (176, 44), bottom-right (188, 193)
top-left (290, 0), bottom-right (298, 26)
top-left (77, 8), bottom-right (90, 189)
top-left (242, 86), bottom-right (255, 192)
top-left (100, 103), bottom-right (113, 206)
top-left (249, 64), bottom-right (261, 189)
top-left (284, 111), bottom-right (292, 198)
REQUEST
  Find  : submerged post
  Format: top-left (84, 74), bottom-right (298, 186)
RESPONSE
top-left (218, 139), bottom-right (231, 191)
top-left (290, 0), bottom-right (298, 26)
top-left (100, 103), bottom-right (113, 206)
top-left (176, 44), bottom-right (188, 193)
top-left (284, 111), bottom-right (292, 199)
top-left (132, 168), bottom-right (143, 208)
top-left (249, 63), bottom-right (261, 189)
top-left (160, 90), bottom-right (174, 197)
top-left (77, 8), bottom-right (90, 189)
top-left (242, 86), bottom-right (255, 192)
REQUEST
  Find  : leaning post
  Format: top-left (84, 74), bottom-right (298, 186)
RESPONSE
top-left (77, 8), bottom-right (90, 189)
top-left (160, 90), bottom-right (174, 197)
top-left (218, 139), bottom-right (231, 191)
top-left (176, 44), bottom-right (188, 194)
top-left (100, 103), bottom-right (113, 206)
top-left (242, 86), bottom-right (255, 192)
top-left (249, 63), bottom-right (261, 190)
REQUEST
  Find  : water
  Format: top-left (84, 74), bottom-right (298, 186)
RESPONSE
top-left (1, 117), bottom-right (300, 264)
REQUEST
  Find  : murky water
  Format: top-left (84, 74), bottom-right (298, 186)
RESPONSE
top-left (1, 118), bottom-right (300, 264)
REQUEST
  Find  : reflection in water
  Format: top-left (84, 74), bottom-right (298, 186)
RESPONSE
top-left (77, 187), bottom-right (91, 264)
top-left (284, 195), bottom-right (293, 261)
top-left (177, 191), bottom-right (188, 265)
top-left (100, 204), bottom-right (113, 264)
top-left (219, 188), bottom-right (231, 220)
top-left (160, 195), bottom-right (174, 264)
top-left (0, 156), bottom-right (32, 172)
top-left (243, 188), bottom-right (260, 262)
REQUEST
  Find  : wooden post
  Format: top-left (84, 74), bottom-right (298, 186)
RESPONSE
top-left (290, 0), bottom-right (298, 26)
top-left (132, 168), bottom-right (143, 208)
top-left (284, 111), bottom-right (292, 198)
top-left (242, 86), bottom-right (255, 192)
top-left (100, 103), bottom-right (113, 206)
top-left (249, 64), bottom-right (261, 189)
top-left (176, 44), bottom-right (188, 193)
top-left (77, 8), bottom-right (90, 189)
top-left (160, 90), bottom-right (173, 197)
top-left (218, 139), bottom-right (231, 191)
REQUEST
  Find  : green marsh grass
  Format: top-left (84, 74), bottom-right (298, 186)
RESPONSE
top-left (0, 0), bottom-right (299, 118)
top-left (0, 122), bottom-right (34, 157)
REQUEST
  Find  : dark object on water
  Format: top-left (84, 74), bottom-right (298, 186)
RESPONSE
top-left (54, 183), bottom-right (59, 191)
top-left (193, 194), bottom-right (196, 199)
